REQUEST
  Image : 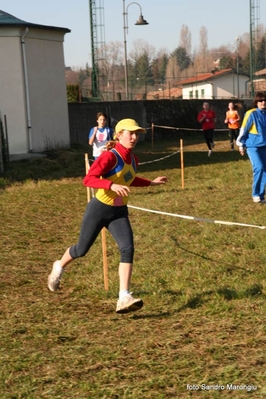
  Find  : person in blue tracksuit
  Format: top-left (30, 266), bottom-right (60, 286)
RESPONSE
top-left (236, 92), bottom-right (266, 203)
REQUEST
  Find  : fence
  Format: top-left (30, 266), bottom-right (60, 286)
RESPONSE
top-left (77, 74), bottom-right (261, 102)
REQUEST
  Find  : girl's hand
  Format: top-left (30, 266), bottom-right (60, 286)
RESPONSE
top-left (239, 147), bottom-right (245, 156)
top-left (110, 183), bottom-right (130, 196)
top-left (150, 176), bottom-right (168, 186)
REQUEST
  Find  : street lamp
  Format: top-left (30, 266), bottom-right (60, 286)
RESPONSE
top-left (123, 1), bottom-right (149, 100)
top-left (236, 37), bottom-right (240, 98)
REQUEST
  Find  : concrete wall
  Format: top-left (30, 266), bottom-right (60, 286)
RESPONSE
top-left (68, 99), bottom-right (251, 145)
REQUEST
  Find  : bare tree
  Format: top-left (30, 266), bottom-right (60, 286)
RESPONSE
top-left (98, 41), bottom-right (124, 88)
top-left (129, 39), bottom-right (156, 64)
top-left (156, 47), bottom-right (170, 59)
top-left (165, 56), bottom-right (180, 85)
top-left (179, 24), bottom-right (192, 56)
top-left (198, 26), bottom-right (209, 72)
top-left (152, 48), bottom-right (169, 83)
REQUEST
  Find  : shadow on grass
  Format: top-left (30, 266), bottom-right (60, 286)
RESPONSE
top-left (137, 149), bottom-right (242, 173)
top-left (168, 236), bottom-right (251, 273)
top-left (131, 284), bottom-right (264, 320)
top-left (131, 311), bottom-right (172, 320)
top-left (1, 134), bottom-right (245, 188)
top-left (177, 284), bottom-right (264, 313)
top-left (130, 233), bottom-right (263, 320)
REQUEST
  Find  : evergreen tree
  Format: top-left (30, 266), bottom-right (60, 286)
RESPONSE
top-left (152, 53), bottom-right (168, 83)
top-left (219, 55), bottom-right (235, 69)
top-left (242, 51), bottom-right (251, 75)
top-left (133, 52), bottom-right (153, 85)
top-left (172, 47), bottom-right (191, 71)
top-left (256, 35), bottom-right (266, 70)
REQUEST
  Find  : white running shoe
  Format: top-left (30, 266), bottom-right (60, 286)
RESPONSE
top-left (252, 196), bottom-right (266, 204)
top-left (48, 260), bottom-right (63, 291)
top-left (208, 150), bottom-right (212, 157)
top-left (116, 293), bottom-right (143, 314)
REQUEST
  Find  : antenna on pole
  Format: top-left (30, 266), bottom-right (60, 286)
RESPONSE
top-left (250, 0), bottom-right (260, 97)
top-left (89, 0), bottom-right (106, 98)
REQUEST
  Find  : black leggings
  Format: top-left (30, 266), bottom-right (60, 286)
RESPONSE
top-left (229, 128), bottom-right (239, 145)
top-left (69, 197), bottom-right (134, 263)
top-left (203, 129), bottom-right (214, 150)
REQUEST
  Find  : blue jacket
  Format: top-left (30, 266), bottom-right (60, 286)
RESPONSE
top-left (236, 108), bottom-right (266, 148)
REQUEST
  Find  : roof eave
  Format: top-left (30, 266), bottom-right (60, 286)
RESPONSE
top-left (0, 22), bottom-right (70, 33)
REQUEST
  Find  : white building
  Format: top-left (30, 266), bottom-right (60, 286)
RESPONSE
top-left (175, 69), bottom-right (250, 100)
top-left (0, 10), bottom-right (70, 155)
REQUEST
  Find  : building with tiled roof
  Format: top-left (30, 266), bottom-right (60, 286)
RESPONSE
top-left (174, 69), bottom-right (250, 100)
top-left (254, 68), bottom-right (266, 92)
top-left (146, 87), bottom-right (182, 100)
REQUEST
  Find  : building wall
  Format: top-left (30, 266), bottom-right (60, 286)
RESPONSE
top-left (0, 34), bottom-right (28, 153)
top-left (0, 26), bottom-right (70, 155)
top-left (183, 83), bottom-right (213, 100)
top-left (214, 74), bottom-right (237, 98)
top-left (25, 29), bottom-right (70, 152)
top-left (214, 74), bottom-right (249, 98)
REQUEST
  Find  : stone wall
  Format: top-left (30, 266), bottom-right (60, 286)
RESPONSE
top-left (68, 99), bottom-right (252, 145)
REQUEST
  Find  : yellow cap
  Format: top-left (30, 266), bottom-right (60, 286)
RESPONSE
top-left (115, 118), bottom-right (146, 134)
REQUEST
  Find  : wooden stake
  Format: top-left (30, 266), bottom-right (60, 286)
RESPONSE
top-left (85, 153), bottom-right (108, 290)
top-left (101, 228), bottom-right (108, 290)
top-left (85, 154), bottom-right (92, 201)
top-left (151, 122), bottom-right (154, 150)
top-left (180, 139), bottom-right (184, 189)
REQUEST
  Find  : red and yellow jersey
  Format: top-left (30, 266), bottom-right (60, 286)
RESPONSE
top-left (226, 110), bottom-right (240, 129)
top-left (95, 148), bottom-right (137, 206)
top-left (83, 142), bottom-right (152, 204)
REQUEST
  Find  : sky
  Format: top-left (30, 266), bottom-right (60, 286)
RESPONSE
top-left (1, 1), bottom-right (265, 68)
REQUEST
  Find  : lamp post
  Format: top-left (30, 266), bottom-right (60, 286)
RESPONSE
top-left (236, 37), bottom-right (240, 98)
top-left (123, 1), bottom-right (149, 100)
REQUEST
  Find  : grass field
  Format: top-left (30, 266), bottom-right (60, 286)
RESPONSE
top-left (1, 132), bottom-right (266, 398)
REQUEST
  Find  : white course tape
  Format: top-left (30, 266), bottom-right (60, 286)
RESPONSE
top-left (128, 205), bottom-right (266, 230)
top-left (153, 124), bottom-right (228, 132)
top-left (138, 150), bottom-right (179, 165)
